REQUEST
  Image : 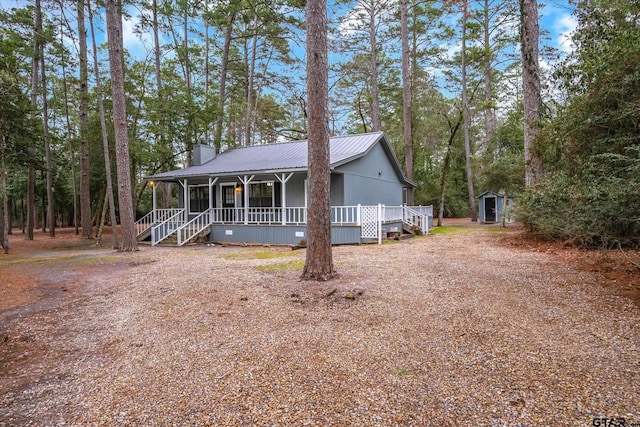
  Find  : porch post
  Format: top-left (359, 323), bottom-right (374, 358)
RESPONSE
top-left (276, 173), bottom-right (293, 225)
top-left (183, 179), bottom-right (188, 221)
top-left (239, 175), bottom-right (254, 224)
top-left (152, 182), bottom-right (157, 223)
top-left (378, 203), bottom-right (382, 245)
top-left (209, 177), bottom-right (218, 224)
top-left (208, 177), bottom-right (218, 211)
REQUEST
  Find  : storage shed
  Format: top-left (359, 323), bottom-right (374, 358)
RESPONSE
top-left (477, 191), bottom-right (515, 224)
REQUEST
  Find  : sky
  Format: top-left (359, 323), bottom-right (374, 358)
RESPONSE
top-left (0, 0), bottom-right (578, 87)
top-left (121, 1), bottom-right (577, 59)
top-left (0, 0), bottom-right (577, 56)
top-left (541, 0), bottom-right (578, 54)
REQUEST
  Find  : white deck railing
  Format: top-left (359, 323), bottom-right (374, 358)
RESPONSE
top-left (403, 206), bottom-right (429, 234)
top-left (150, 209), bottom-right (185, 246)
top-left (135, 208), bottom-right (184, 238)
top-left (139, 205), bottom-right (432, 246)
top-left (177, 209), bottom-right (213, 246)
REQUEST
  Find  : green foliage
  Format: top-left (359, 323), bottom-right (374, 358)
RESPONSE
top-left (518, 0), bottom-right (640, 247)
top-left (477, 107), bottom-right (525, 195)
top-left (518, 159), bottom-right (640, 247)
top-left (0, 34), bottom-right (40, 167)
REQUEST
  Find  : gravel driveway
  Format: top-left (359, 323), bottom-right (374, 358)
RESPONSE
top-left (1, 227), bottom-right (638, 426)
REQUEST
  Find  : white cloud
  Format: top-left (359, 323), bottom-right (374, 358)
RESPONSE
top-left (121, 8), bottom-right (152, 57)
top-left (554, 13), bottom-right (577, 54)
top-left (541, 1), bottom-right (577, 55)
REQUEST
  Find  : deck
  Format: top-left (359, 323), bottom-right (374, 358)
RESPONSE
top-left (135, 205), bottom-right (432, 246)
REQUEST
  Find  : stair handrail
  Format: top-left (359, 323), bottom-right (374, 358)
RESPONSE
top-left (176, 209), bottom-right (213, 246)
top-left (135, 211), bottom-right (155, 238)
top-left (151, 209), bottom-right (186, 246)
top-left (402, 205), bottom-right (429, 234)
top-left (136, 208), bottom-right (185, 239)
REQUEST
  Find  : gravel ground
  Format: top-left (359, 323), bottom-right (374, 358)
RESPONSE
top-left (1, 227), bottom-right (639, 426)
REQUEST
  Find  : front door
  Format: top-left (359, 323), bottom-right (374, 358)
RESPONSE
top-left (221, 185), bottom-right (238, 222)
top-left (484, 196), bottom-right (496, 222)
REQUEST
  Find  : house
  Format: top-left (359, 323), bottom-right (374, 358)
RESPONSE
top-left (137, 131), bottom-right (432, 246)
top-left (477, 191), bottom-right (515, 224)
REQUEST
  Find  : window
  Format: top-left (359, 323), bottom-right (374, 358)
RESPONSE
top-left (189, 185), bottom-right (209, 213)
top-left (249, 182), bottom-right (274, 207)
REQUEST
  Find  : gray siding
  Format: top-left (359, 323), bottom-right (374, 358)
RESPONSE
top-left (209, 224), bottom-right (361, 245)
top-left (337, 142), bottom-right (404, 206)
top-left (285, 174), bottom-right (307, 207)
top-left (330, 174), bottom-right (344, 206)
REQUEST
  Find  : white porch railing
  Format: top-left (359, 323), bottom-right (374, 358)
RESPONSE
top-left (210, 207), bottom-right (309, 225)
top-left (177, 209), bottom-right (213, 246)
top-left (402, 205), bottom-right (429, 235)
top-left (135, 208), bottom-right (184, 238)
top-left (150, 209), bottom-right (185, 246)
top-left (140, 205), bottom-right (432, 246)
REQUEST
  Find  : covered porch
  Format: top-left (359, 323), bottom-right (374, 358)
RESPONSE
top-left (135, 201), bottom-right (432, 246)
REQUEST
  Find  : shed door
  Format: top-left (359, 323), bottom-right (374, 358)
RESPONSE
top-left (484, 196), bottom-right (496, 222)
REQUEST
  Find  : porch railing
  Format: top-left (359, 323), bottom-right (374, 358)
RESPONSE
top-left (135, 208), bottom-right (184, 238)
top-left (151, 209), bottom-right (185, 246)
top-left (177, 209), bottom-right (213, 246)
top-left (402, 205), bottom-right (429, 234)
top-left (141, 205), bottom-right (432, 245)
top-left (210, 207), bottom-right (308, 225)
top-left (331, 206), bottom-right (359, 225)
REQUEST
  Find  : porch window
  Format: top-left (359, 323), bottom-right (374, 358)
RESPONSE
top-left (249, 182), bottom-right (281, 207)
top-left (189, 185), bottom-right (209, 213)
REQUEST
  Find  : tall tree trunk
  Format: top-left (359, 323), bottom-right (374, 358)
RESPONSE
top-left (483, 0), bottom-right (496, 146)
top-left (438, 115), bottom-right (461, 227)
top-left (151, 0), bottom-right (166, 156)
top-left (368, 1), bottom-right (381, 131)
top-left (26, 169), bottom-right (35, 239)
top-left (78, 0), bottom-right (92, 238)
top-left (59, 11), bottom-right (79, 235)
top-left (400, 0), bottom-right (414, 204)
top-left (40, 170), bottom-right (46, 232)
top-left (302, 0), bottom-right (335, 281)
top-left (41, 39), bottom-right (55, 237)
top-left (166, 12), bottom-right (193, 163)
top-left (244, 16), bottom-right (258, 146)
top-left (105, 0), bottom-right (138, 252)
top-left (461, 1), bottom-right (478, 221)
top-left (94, 188), bottom-right (108, 246)
top-left (152, 0), bottom-right (162, 95)
top-left (214, 13), bottom-right (236, 153)
top-left (27, 0), bottom-right (42, 241)
top-left (1, 134), bottom-right (9, 253)
top-left (520, 0), bottom-right (543, 186)
top-left (182, 4), bottom-right (193, 153)
top-left (89, 0), bottom-right (118, 249)
top-left (204, 0), bottom-right (210, 145)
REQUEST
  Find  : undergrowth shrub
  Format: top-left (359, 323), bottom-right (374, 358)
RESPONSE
top-left (517, 165), bottom-right (640, 248)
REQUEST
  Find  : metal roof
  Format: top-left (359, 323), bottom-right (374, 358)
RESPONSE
top-left (147, 131), bottom-right (414, 186)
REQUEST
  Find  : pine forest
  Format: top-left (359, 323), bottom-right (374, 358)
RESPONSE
top-left (0, 0), bottom-right (638, 250)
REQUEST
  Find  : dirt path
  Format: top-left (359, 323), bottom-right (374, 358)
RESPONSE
top-left (1, 225), bottom-right (638, 426)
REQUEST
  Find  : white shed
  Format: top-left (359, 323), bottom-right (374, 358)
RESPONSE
top-left (477, 191), bottom-right (515, 224)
